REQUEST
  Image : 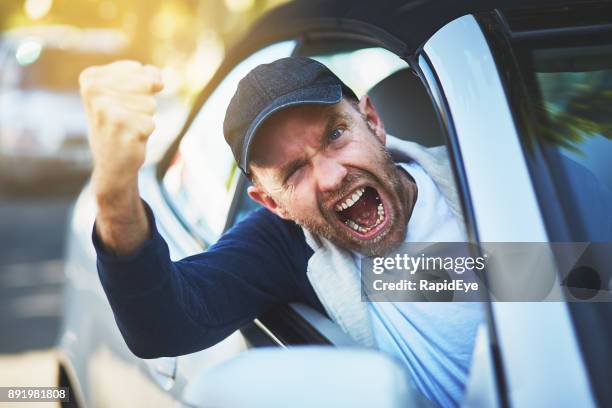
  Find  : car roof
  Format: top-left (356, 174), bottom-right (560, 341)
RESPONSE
top-left (246, 0), bottom-right (595, 57)
top-left (160, 0), bottom-right (600, 173)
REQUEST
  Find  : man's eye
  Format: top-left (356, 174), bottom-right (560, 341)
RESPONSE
top-left (328, 128), bottom-right (344, 141)
top-left (284, 165), bottom-right (302, 184)
top-left (285, 170), bottom-right (297, 184)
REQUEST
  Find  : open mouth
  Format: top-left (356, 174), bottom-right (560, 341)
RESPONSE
top-left (334, 186), bottom-right (388, 239)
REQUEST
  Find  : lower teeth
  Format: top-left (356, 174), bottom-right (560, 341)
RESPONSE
top-left (344, 203), bottom-right (385, 234)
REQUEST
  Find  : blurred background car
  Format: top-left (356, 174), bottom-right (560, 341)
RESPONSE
top-left (0, 25), bottom-right (129, 187)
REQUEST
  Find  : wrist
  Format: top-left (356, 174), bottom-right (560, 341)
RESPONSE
top-left (92, 168), bottom-right (138, 199)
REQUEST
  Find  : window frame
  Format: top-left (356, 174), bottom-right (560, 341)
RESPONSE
top-left (152, 16), bottom-right (490, 355)
top-left (155, 31), bottom-right (404, 348)
top-left (224, 31), bottom-right (433, 347)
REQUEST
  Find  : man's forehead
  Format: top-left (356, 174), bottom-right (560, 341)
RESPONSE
top-left (250, 101), bottom-right (351, 171)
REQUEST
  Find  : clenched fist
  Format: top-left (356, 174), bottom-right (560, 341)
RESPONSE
top-left (80, 61), bottom-right (163, 255)
top-left (80, 60), bottom-right (163, 195)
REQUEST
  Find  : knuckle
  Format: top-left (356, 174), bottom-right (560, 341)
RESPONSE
top-left (81, 83), bottom-right (98, 98)
top-left (79, 74), bottom-right (96, 95)
top-left (108, 108), bottom-right (128, 129)
top-left (116, 111), bottom-right (129, 127)
top-left (146, 97), bottom-right (157, 113)
top-left (144, 63), bottom-right (160, 72)
top-left (137, 118), bottom-right (155, 139)
top-left (142, 118), bottom-right (155, 134)
top-left (143, 64), bottom-right (161, 78)
top-left (114, 60), bottom-right (143, 70)
top-left (89, 98), bottom-right (106, 121)
top-left (79, 66), bottom-right (97, 84)
top-left (134, 131), bottom-right (147, 142)
top-left (147, 79), bottom-right (159, 93)
top-left (92, 103), bottom-right (106, 123)
top-left (145, 117), bottom-right (156, 131)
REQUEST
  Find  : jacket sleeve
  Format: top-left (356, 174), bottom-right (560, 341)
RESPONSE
top-left (94, 203), bottom-right (313, 358)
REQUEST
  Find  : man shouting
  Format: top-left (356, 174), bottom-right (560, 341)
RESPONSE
top-left (81, 57), bottom-right (482, 408)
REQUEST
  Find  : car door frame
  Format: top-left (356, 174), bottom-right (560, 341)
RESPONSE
top-left (417, 13), bottom-right (597, 408)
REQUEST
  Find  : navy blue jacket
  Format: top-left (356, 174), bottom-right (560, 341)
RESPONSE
top-left (94, 204), bottom-right (325, 358)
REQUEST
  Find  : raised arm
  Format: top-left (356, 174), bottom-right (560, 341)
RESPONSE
top-left (80, 60), bottom-right (163, 256)
top-left (80, 62), bottom-right (321, 358)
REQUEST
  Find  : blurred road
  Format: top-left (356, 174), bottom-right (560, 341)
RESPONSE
top-left (0, 187), bottom-right (77, 403)
top-left (0, 188), bottom-right (75, 353)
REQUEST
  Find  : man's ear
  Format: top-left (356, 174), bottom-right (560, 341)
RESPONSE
top-left (247, 185), bottom-right (291, 220)
top-left (358, 95), bottom-right (386, 144)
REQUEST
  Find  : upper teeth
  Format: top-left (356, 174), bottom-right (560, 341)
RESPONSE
top-left (336, 187), bottom-right (365, 212)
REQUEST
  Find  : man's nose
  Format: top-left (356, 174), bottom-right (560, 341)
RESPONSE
top-left (313, 156), bottom-right (347, 193)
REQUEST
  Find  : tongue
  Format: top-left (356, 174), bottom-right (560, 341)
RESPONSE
top-left (343, 188), bottom-right (379, 228)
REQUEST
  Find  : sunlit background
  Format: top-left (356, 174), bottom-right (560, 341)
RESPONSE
top-left (0, 0), bottom-right (287, 397)
top-left (0, 0), bottom-right (289, 187)
top-left (2, 0), bottom-right (289, 95)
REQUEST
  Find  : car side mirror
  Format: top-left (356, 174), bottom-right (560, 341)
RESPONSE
top-left (182, 346), bottom-right (433, 408)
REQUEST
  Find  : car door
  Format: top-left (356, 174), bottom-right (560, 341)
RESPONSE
top-left (479, 6), bottom-right (612, 407)
top-left (418, 5), bottom-right (612, 407)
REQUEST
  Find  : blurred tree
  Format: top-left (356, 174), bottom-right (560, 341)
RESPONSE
top-left (535, 71), bottom-right (612, 153)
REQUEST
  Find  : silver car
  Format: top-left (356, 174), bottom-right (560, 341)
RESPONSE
top-left (58, 1), bottom-right (612, 407)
